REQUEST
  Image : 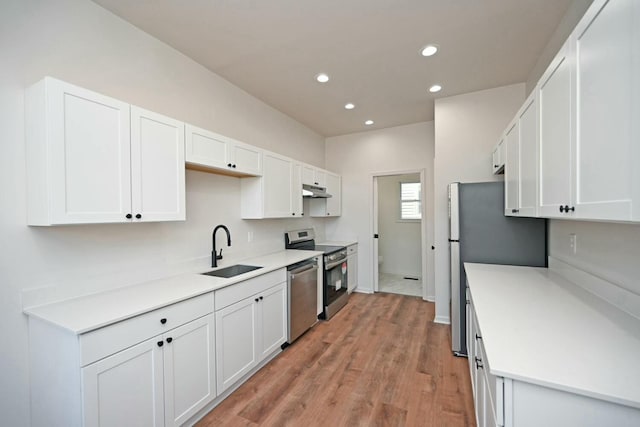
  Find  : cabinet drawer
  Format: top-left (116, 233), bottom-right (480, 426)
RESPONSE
top-left (80, 292), bottom-right (214, 366)
top-left (215, 269), bottom-right (286, 311)
top-left (347, 244), bottom-right (357, 255)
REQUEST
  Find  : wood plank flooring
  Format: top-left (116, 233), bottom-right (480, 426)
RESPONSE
top-left (197, 292), bottom-right (475, 427)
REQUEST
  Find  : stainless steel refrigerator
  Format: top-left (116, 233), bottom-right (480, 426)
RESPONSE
top-left (448, 182), bottom-right (547, 356)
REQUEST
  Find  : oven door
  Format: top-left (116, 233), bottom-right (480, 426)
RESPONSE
top-left (324, 257), bottom-right (348, 313)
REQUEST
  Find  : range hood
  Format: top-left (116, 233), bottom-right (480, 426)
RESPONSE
top-left (302, 184), bottom-right (332, 198)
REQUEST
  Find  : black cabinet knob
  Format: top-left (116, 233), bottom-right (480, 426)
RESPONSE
top-left (160, 318), bottom-right (167, 324)
top-left (166, 337), bottom-right (173, 344)
top-left (314, 182), bottom-right (319, 185)
top-left (292, 213), bottom-right (295, 216)
top-left (135, 213), bottom-right (142, 219)
top-left (126, 213), bottom-right (132, 219)
top-left (157, 341), bottom-right (164, 347)
top-left (255, 298), bottom-right (259, 302)
top-left (301, 213), bottom-right (304, 216)
top-left (259, 296), bottom-right (263, 300)
top-left (227, 163), bottom-right (232, 167)
top-left (232, 164), bottom-right (237, 168)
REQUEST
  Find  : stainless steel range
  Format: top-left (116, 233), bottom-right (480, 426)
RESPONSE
top-left (285, 228), bottom-right (349, 320)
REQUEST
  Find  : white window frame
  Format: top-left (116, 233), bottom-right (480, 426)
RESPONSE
top-left (399, 181), bottom-right (422, 222)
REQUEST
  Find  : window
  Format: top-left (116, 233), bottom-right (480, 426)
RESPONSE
top-left (400, 182), bottom-right (421, 220)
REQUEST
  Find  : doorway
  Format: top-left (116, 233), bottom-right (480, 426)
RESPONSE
top-left (372, 171), bottom-right (426, 298)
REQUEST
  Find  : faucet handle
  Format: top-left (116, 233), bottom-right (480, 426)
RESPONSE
top-left (216, 248), bottom-right (223, 260)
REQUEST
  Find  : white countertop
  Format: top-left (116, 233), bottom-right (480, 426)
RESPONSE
top-left (24, 249), bottom-right (322, 335)
top-left (464, 262), bottom-right (640, 409)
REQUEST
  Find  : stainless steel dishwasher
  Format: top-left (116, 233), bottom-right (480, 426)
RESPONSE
top-left (286, 259), bottom-right (318, 344)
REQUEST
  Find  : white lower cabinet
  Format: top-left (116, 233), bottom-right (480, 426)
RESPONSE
top-left (82, 337), bottom-right (165, 427)
top-left (214, 270), bottom-right (287, 394)
top-left (347, 244), bottom-right (358, 293)
top-left (82, 314), bottom-right (215, 427)
top-left (468, 297), bottom-right (639, 427)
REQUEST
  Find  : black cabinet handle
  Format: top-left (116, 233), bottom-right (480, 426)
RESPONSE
top-left (568, 206), bottom-right (575, 212)
top-left (166, 337), bottom-right (173, 344)
top-left (314, 182), bottom-right (319, 185)
top-left (135, 213), bottom-right (142, 219)
top-left (475, 334), bottom-right (482, 341)
top-left (494, 164), bottom-right (499, 168)
top-left (475, 357), bottom-right (483, 370)
top-left (126, 213), bottom-right (132, 219)
top-left (259, 296), bottom-right (263, 300)
top-left (511, 209), bottom-right (519, 213)
top-left (157, 341), bottom-right (164, 347)
top-left (160, 318), bottom-right (167, 324)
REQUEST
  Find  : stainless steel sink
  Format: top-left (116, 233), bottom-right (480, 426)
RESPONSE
top-left (201, 264), bottom-right (262, 278)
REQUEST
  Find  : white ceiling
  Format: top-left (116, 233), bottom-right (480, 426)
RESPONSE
top-left (92, 0), bottom-right (572, 137)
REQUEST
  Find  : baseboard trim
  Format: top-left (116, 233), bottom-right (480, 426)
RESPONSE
top-left (549, 256), bottom-right (640, 321)
top-left (433, 315), bottom-right (450, 325)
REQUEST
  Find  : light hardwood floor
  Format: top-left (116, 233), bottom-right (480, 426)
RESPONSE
top-left (197, 292), bottom-right (475, 427)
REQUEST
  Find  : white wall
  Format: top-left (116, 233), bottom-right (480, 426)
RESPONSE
top-left (324, 122), bottom-right (435, 297)
top-left (433, 84), bottom-right (525, 323)
top-left (0, 0), bottom-right (326, 425)
top-left (378, 174), bottom-right (422, 278)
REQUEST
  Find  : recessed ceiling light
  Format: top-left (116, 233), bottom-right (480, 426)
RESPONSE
top-left (315, 73), bottom-right (330, 83)
top-left (429, 84), bottom-right (442, 93)
top-left (345, 103), bottom-right (355, 110)
top-left (421, 44), bottom-right (439, 57)
top-left (365, 120), bottom-right (374, 125)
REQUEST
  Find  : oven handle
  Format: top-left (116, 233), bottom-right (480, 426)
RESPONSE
top-left (325, 257), bottom-right (347, 270)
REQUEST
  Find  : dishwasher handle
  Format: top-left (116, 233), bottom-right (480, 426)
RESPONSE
top-left (290, 264), bottom-right (318, 278)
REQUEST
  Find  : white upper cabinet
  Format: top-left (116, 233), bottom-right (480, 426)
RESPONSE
top-left (310, 171), bottom-right (341, 217)
top-left (302, 165), bottom-right (326, 187)
top-left (26, 77), bottom-right (186, 225)
top-left (504, 121), bottom-right (520, 216)
top-left (185, 125), bottom-right (262, 176)
top-left (131, 107), bottom-right (186, 223)
top-left (517, 94), bottom-right (538, 217)
top-left (26, 78), bottom-right (132, 225)
top-left (538, 40), bottom-right (574, 218)
top-left (291, 162), bottom-right (304, 217)
top-left (241, 151), bottom-right (294, 218)
top-left (572, 0), bottom-right (638, 221)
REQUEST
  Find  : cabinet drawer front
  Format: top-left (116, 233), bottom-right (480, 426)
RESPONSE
top-left (80, 292), bottom-right (214, 366)
top-left (215, 269), bottom-right (286, 311)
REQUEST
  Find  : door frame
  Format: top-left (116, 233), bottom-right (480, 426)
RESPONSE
top-left (371, 169), bottom-right (428, 300)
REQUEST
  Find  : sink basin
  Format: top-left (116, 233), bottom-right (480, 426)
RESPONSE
top-left (202, 264), bottom-right (262, 278)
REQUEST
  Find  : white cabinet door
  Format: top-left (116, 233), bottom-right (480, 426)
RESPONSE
top-left (291, 162), bottom-right (304, 217)
top-left (504, 122), bottom-right (519, 216)
top-left (475, 360), bottom-right (486, 427)
top-left (325, 172), bottom-right (342, 217)
top-left (215, 297), bottom-right (258, 394)
top-left (130, 106), bottom-right (185, 222)
top-left (302, 165), bottom-right (326, 187)
top-left (231, 142), bottom-right (262, 176)
top-left (258, 283), bottom-right (287, 359)
top-left (518, 95), bottom-right (538, 217)
top-left (185, 124), bottom-right (230, 171)
top-left (538, 40), bottom-right (574, 218)
top-left (573, 0), bottom-right (635, 221)
top-left (26, 77), bottom-right (132, 225)
top-left (163, 314), bottom-right (216, 427)
top-left (263, 152), bottom-right (294, 218)
top-left (492, 139), bottom-right (505, 175)
top-left (82, 338), bottom-right (164, 427)
top-left (347, 254), bottom-right (357, 293)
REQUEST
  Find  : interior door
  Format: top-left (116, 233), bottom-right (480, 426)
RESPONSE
top-left (372, 176), bottom-right (379, 292)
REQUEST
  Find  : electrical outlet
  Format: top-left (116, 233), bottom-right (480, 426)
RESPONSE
top-left (569, 233), bottom-right (577, 254)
